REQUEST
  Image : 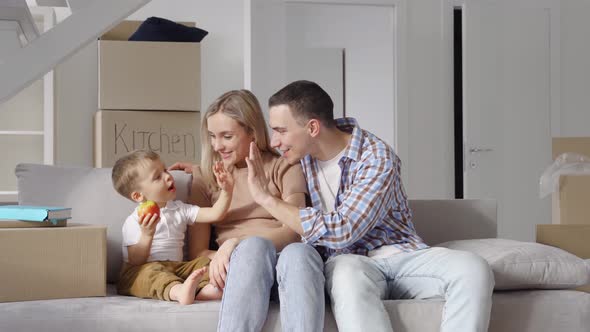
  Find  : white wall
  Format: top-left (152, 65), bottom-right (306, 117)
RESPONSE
top-left (559, 0), bottom-right (590, 137)
top-left (53, 0), bottom-right (590, 205)
top-left (404, 0), bottom-right (454, 199)
top-left (248, 0), bottom-right (455, 199)
top-left (401, 0), bottom-right (590, 199)
top-left (54, 40), bottom-right (97, 165)
top-left (55, 0), bottom-right (245, 166)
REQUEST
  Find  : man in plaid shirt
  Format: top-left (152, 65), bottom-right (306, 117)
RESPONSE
top-left (246, 80), bottom-right (494, 332)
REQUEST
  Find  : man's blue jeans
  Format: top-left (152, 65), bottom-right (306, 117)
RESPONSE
top-left (217, 237), bottom-right (325, 332)
top-left (325, 247), bottom-right (494, 332)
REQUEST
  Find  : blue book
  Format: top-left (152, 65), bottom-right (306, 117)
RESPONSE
top-left (0, 219), bottom-right (68, 228)
top-left (0, 205), bottom-right (71, 223)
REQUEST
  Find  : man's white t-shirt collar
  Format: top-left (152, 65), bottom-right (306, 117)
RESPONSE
top-left (316, 147), bottom-right (347, 213)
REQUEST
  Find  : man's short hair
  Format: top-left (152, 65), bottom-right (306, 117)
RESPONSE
top-left (269, 80), bottom-right (336, 128)
top-left (111, 150), bottom-right (160, 200)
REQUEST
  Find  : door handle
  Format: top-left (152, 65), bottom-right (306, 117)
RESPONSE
top-left (469, 147), bottom-right (494, 154)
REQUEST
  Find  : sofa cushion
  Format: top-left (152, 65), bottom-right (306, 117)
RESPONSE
top-left (15, 163), bottom-right (192, 283)
top-left (1, 284), bottom-right (589, 332)
top-left (436, 238), bottom-right (590, 290)
top-left (0, 284), bottom-right (442, 332)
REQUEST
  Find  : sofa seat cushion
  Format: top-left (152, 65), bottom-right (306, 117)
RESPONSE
top-left (0, 284), bottom-right (443, 332)
top-left (1, 285), bottom-right (588, 332)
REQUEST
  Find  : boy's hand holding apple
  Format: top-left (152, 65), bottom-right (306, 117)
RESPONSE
top-left (137, 200), bottom-right (161, 236)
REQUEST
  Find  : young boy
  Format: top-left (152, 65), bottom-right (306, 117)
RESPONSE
top-left (111, 150), bottom-right (233, 305)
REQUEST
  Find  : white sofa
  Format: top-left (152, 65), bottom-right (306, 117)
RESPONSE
top-left (1, 163), bottom-right (589, 332)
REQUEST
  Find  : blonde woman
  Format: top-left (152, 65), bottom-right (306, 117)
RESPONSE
top-left (169, 90), bottom-right (325, 332)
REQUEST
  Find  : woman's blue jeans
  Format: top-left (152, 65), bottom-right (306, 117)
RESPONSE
top-left (217, 237), bottom-right (325, 332)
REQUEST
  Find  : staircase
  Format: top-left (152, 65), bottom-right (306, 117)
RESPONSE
top-left (0, 0), bottom-right (150, 105)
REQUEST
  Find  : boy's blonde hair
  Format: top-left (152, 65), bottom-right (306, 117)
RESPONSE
top-left (112, 150), bottom-right (160, 200)
top-left (200, 90), bottom-right (279, 189)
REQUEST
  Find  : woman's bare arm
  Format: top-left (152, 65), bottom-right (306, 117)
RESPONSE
top-left (185, 164), bottom-right (217, 260)
top-left (187, 223), bottom-right (215, 260)
top-left (255, 192), bottom-right (306, 251)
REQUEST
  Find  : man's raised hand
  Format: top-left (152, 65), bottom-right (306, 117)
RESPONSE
top-left (246, 142), bottom-right (272, 205)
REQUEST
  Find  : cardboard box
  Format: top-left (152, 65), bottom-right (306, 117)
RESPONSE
top-left (552, 176), bottom-right (590, 225)
top-left (536, 224), bottom-right (590, 292)
top-left (552, 137), bottom-right (590, 160)
top-left (551, 138), bottom-right (590, 225)
top-left (0, 224), bottom-right (107, 302)
top-left (94, 110), bottom-right (201, 167)
top-left (98, 21), bottom-right (201, 111)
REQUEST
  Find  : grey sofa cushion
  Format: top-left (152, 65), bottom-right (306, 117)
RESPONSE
top-left (437, 238), bottom-right (590, 290)
top-left (0, 284), bottom-right (441, 332)
top-left (1, 284), bottom-right (588, 332)
top-left (15, 163), bottom-right (192, 283)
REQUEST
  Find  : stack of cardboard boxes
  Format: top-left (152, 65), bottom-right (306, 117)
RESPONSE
top-left (537, 137), bottom-right (590, 292)
top-left (94, 20), bottom-right (202, 168)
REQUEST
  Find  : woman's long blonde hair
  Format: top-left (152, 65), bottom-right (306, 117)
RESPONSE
top-left (201, 89), bottom-right (279, 189)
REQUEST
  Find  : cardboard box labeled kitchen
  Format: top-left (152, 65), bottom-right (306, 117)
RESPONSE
top-left (537, 224), bottom-right (590, 292)
top-left (94, 110), bottom-right (201, 168)
top-left (551, 137), bottom-right (590, 225)
top-left (0, 224), bottom-right (107, 302)
top-left (98, 20), bottom-right (201, 111)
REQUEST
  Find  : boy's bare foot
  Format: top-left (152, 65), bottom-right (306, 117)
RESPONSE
top-left (169, 267), bottom-right (207, 305)
top-left (195, 283), bottom-right (223, 301)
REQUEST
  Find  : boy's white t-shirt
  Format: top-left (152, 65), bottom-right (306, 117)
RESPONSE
top-left (122, 200), bottom-right (200, 263)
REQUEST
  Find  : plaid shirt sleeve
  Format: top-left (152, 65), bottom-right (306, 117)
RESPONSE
top-left (299, 156), bottom-right (395, 249)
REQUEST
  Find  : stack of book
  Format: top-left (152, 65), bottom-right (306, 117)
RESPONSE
top-left (0, 205), bottom-right (71, 228)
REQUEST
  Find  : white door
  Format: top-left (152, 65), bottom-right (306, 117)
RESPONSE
top-left (248, 0), bottom-right (398, 148)
top-left (463, 0), bottom-right (558, 241)
top-left (286, 48), bottom-right (345, 119)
